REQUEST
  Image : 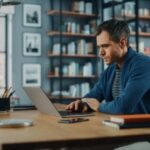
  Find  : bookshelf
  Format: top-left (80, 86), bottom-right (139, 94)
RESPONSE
top-left (48, 0), bottom-right (99, 102)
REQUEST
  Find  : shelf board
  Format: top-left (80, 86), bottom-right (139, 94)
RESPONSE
top-left (48, 53), bottom-right (97, 58)
top-left (48, 31), bottom-right (95, 38)
top-left (115, 15), bottom-right (135, 22)
top-left (49, 96), bottom-right (82, 100)
top-left (116, 14), bottom-right (150, 21)
top-left (48, 74), bottom-right (96, 78)
top-left (48, 10), bottom-right (96, 18)
top-left (138, 15), bottom-right (150, 20)
top-left (130, 32), bottom-right (150, 37)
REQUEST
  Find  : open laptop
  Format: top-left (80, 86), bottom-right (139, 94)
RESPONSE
top-left (23, 87), bottom-right (93, 118)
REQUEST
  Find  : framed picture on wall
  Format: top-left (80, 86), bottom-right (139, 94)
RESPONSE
top-left (23, 4), bottom-right (41, 27)
top-left (23, 64), bottom-right (41, 87)
top-left (23, 33), bottom-right (41, 56)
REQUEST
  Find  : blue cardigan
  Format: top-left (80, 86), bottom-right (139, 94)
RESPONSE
top-left (84, 47), bottom-right (150, 114)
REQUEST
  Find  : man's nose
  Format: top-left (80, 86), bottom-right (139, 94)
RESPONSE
top-left (99, 48), bottom-right (105, 57)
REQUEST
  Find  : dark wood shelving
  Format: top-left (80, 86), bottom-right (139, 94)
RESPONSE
top-left (130, 32), bottom-right (150, 37)
top-left (48, 53), bottom-right (97, 58)
top-left (115, 15), bottom-right (135, 22)
top-left (116, 14), bottom-right (150, 21)
top-left (48, 31), bottom-right (95, 38)
top-left (48, 0), bottom-right (99, 101)
top-left (48, 10), bottom-right (96, 18)
top-left (48, 74), bottom-right (96, 78)
top-left (138, 16), bottom-right (150, 20)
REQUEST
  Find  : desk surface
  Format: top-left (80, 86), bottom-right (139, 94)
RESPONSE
top-left (0, 110), bottom-right (150, 150)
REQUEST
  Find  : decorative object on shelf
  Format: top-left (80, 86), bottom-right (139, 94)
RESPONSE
top-left (23, 33), bottom-right (41, 56)
top-left (22, 64), bottom-right (41, 87)
top-left (23, 4), bottom-right (41, 27)
top-left (72, 1), bottom-right (93, 14)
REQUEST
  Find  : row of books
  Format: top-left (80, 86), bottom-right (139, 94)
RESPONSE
top-left (102, 114), bottom-right (150, 129)
top-left (52, 40), bottom-right (94, 55)
top-left (51, 82), bottom-right (90, 97)
top-left (54, 62), bottom-right (93, 76)
top-left (72, 1), bottom-right (93, 14)
top-left (62, 21), bottom-right (96, 34)
top-left (121, 2), bottom-right (135, 16)
top-left (129, 22), bottom-right (150, 33)
top-left (69, 82), bottom-right (90, 97)
top-left (130, 42), bottom-right (150, 56)
top-left (122, 5), bottom-right (149, 17)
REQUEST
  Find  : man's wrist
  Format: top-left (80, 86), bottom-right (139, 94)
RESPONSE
top-left (81, 98), bottom-right (100, 112)
top-left (81, 98), bottom-right (88, 102)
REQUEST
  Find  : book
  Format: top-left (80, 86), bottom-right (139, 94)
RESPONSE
top-left (85, 2), bottom-right (93, 14)
top-left (110, 114), bottom-right (150, 124)
top-left (102, 120), bottom-right (150, 129)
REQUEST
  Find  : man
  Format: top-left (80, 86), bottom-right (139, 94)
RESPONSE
top-left (66, 19), bottom-right (150, 114)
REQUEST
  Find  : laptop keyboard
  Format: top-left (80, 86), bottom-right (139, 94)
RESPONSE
top-left (59, 110), bottom-right (91, 116)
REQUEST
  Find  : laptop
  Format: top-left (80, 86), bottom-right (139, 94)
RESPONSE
top-left (23, 87), bottom-right (93, 118)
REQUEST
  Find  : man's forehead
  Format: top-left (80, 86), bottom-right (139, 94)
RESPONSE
top-left (97, 30), bottom-right (110, 38)
top-left (96, 31), bottom-right (111, 43)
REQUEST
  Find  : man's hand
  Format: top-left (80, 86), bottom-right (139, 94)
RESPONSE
top-left (83, 98), bottom-right (100, 112)
top-left (66, 100), bottom-right (89, 112)
top-left (66, 98), bottom-right (100, 112)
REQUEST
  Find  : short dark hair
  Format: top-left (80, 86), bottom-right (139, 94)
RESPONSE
top-left (96, 19), bottom-right (130, 46)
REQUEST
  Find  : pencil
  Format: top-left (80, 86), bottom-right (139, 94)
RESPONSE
top-left (8, 90), bottom-right (15, 98)
top-left (6, 87), bottom-right (12, 98)
top-left (2, 87), bottom-right (12, 98)
top-left (2, 88), bottom-right (7, 98)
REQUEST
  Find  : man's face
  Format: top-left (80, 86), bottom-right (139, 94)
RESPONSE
top-left (96, 31), bottom-right (123, 65)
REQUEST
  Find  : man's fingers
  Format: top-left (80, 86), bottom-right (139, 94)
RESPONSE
top-left (69, 102), bottom-right (75, 110)
top-left (66, 100), bottom-right (82, 112)
top-left (75, 100), bottom-right (81, 111)
top-left (66, 102), bottom-right (74, 110)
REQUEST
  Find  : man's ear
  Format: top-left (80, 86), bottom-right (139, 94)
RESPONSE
top-left (120, 38), bottom-right (127, 49)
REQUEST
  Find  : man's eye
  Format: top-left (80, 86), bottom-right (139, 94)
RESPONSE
top-left (103, 44), bottom-right (110, 48)
top-left (97, 44), bottom-right (110, 49)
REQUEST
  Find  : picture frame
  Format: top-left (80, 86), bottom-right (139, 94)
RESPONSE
top-left (23, 4), bottom-right (41, 27)
top-left (23, 64), bottom-right (41, 87)
top-left (23, 33), bottom-right (41, 56)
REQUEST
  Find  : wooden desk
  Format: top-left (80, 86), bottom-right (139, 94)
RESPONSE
top-left (0, 110), bottom-right (150, 150)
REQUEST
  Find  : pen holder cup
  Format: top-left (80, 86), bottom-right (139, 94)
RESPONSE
top-left (0, 98), bottom-right (10, 112)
